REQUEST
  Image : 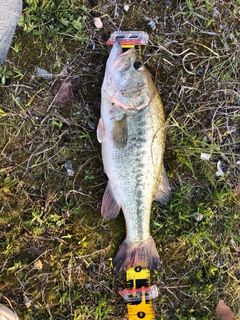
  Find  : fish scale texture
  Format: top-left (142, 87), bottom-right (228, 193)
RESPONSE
top-left (111, 96), bottom-right (165, 243)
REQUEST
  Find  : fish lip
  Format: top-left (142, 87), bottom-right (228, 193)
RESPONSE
top-left (109, 42), bottom-right (136, 71)
top-left (105, 41), bottom-right (123, 71)
top-left (118, 47), bottom-right (135, 57)
top-left (104, 41), bottom-right (143, 106)
top-left (113, 49), bottom-right (135, 71)
top-left (107, 41), bottom-right (137, 72)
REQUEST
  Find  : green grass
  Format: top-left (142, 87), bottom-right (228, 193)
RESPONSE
top-left (0, 0), bottom-right (239, 319)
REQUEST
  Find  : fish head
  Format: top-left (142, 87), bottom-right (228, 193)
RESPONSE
top-left (103, 41), bottom-right (156, 115)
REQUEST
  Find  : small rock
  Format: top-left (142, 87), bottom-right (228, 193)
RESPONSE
top-left (194, 214), bottom-right (204, 222)
top-left (200, 153), bottom-right (211, 161)
top-left (166, 0), bottom-right (173, 6)
top-left (147, 20), bottom-right (156, 30)
top-left (85, 283), bottom-right (92, 290)
top-left (216, 160), bottom-right (224, 177)
top-left (23, 295), bottom-right (32, 308)
top-left (35, 66), bottom-right (53, 80)
top-left (89, 39), bottom-right (95, 50)
top-left (226, 126), bottom-right (236, 134)
top-left (114, 7), bottom-right (121, 18)
top-left (93, 17), bottom-right (103, 29)
top-left (229, 238), bottom-right (236, 246)
top-left (33, 259), bottom-right (43, 270)
top-left (123, 4), bottom-right (130, 12)
top-left (88, 120), bottom-right (96, 130)
top-left (213, 8), bottom-right (220, 19)
top-left (65, 160), bottom-right (75, 177)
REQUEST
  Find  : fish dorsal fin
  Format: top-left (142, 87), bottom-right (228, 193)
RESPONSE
top-left (97, 118), bottom-right (105, 143)
top-left (154, 167), bottom-right (171, 205)
top-left (101, 182), bottom-right (121, 219)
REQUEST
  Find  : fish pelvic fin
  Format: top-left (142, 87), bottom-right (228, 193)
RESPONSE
top-left (101, 182), bottom-right (121, 219)
top-left (97, 118), bottom-right (105, 143)
top-left (113, 237), bottom-right (161, 273)
top-left (155, 167), bottom-right (171, 205)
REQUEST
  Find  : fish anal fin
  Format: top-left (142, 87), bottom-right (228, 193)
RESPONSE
top-left (113, 237), bottom-right (161, 273)
top-left (155, 167), bottom-right (171, 205)
top-left (101, 182), bottom-right (120, 219)
top-left (97, 118), bottom-right (105, 143)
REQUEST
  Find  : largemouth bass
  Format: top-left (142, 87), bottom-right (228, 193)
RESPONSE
top-left (97, 41), bottom-right (171, 272)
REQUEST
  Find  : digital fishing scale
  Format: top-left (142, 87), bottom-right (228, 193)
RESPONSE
top-left (107, 31), bottom-right (158, 320)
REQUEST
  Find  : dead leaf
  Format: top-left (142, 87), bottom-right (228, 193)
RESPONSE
top-left (54, 81), bottom-right (73, 104)
top-left (216, 300), bottom-right (235, 320)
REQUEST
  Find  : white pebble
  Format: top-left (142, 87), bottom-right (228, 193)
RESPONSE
top-left (194, 214), bottom-right (204, 222)
top-left (23, 295), bottom-right (32, 308)
top-left (215, 160), bottom-right (224, 177)
top-left (94, 17), bottom-right (103, 29)
top-left (200, 153), bottom-right (211, 161)
top-left (33, 259), bottom-right (43, 270)
top-left (124, 4), bottom-right (130, 12)
top-left (65, 160), bottom-right (75, 177)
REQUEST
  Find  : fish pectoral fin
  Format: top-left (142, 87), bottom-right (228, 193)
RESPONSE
top-left (97, 118), bottom-right (105, 143)
top-left (101, 182), bottom-right (121, 219)
top-left (154, 167), bottom-right (171, 205)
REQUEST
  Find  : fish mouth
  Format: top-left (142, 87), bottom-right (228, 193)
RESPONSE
top-left (114, 48), bottom-right (136, 71)
top-left (104, 41), bottom-right (143, 107)
top-left (109, 41), bottom-right (136, 72)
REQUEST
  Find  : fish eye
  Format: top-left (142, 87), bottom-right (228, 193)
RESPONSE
top-left (133, 61), bottom-right (142, 70)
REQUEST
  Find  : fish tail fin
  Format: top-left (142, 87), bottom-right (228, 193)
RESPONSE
top-left (113, 237), bottom-right (161, 272)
